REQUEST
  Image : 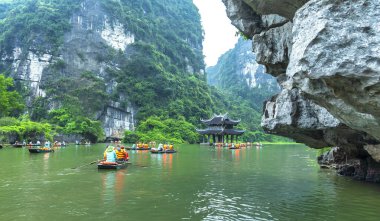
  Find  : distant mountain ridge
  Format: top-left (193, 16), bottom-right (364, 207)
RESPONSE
top-left (205, 38), bottom-right (287, 142)
top-left (207, 38), bottom-right (279, 110)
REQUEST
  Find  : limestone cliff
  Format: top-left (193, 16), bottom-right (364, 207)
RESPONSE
top-left (0, 0), bottom-right (136, 139)
top-left (0, 0), bottom-right (205, 141)
top-left (223, 0), bottom-right (380, 182)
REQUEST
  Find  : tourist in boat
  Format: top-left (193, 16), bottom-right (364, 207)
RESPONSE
top-left (62, 141), bottom-right (66, 146)
top-left (115, 146), bottom-right (128, 161)
top-left (131, 143), bottom-right (136, 149)
top-left (115, 147), bottom-right (124, 160)
top-left (44, 141), bottom-right (51, 148)
top-left (36, 140), bottom-right (41, 145)
top-left (157, 143), bottom-right (163, 151)
top-left (169, 144), bottom-right (174, 150)
top-left (121, 146), bottom-right (128, 160)
top-left (104, 146), bottom-right (117, 163)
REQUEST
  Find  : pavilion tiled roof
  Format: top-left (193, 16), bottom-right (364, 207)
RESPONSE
top-left (196, 128), bottom-right (245, 135)
top-left (200, 113), bottom-right (240, 126)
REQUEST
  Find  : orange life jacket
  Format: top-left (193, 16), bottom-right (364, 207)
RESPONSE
top-left (115, 150), bottom-right (125, 159)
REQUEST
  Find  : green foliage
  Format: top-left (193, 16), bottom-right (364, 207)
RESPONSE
top-left (123, 130), bottom-right (140, 144)
top-left (317, 147), bottom-right (332, 157)
top-left (0, 115), bottom-right (53, 142)
top-left (0, 0), bottom-right (285, 144)
top-left (112, 42), bottom-right (212, 126)
top-left (131, 116), bottom-right (199, 144)
top-left (0, 74), bottom-right (24, 117)
top-left (0, 116), bottom-right (19, 126)
top-left (100, 0), bottom-right (204, 73)
top-left (205, 38), bottom-right (290, 142)
top-left (43, 71), bottom-right (109, 117)
top-left (0, 0), bottom-right (81, 53)
top-left (30, 96), bottom-right (48, 121)
top-left (48, 108), bottom-right (105, 143)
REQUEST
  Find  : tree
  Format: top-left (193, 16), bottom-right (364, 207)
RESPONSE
top-left (0, 74), bottom-right (24, 117)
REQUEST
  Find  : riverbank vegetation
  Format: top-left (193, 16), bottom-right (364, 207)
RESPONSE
top-left (123, 116), bottom-right (198, 144)
top-left (0, 73), bottom-right (104, 143)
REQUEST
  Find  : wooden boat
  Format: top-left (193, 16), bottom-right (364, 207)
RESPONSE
top-left (97, 160), bottom-right (129, 169)
top-left (28, 148), bottom-right (54, 153)
top-left (150, 149), bottom-right (177, 154)
top-left (12, 144), bottom-right (23, 148)
top-left (26, 144), bottom-right (42, 148)
top-left (53, 144), bottom-right (66, 147)
top-left (126, 147), bottom-right (151, 150)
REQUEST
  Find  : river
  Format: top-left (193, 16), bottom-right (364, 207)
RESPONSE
top-left (0, 144), bottom-right (379, 220)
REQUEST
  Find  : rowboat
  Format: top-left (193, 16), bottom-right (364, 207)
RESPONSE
top-left (26, 144), bottom-right (42, 147)
top-left (28, 148), bottom-right (54, 153)
top-left (150, 149), bottom-right (177, 154)
top-left (97, 160), bottom-right (129, 169)
top-left (12, 144), bottom-right (23, 148)
top-left (126, 147), bottom-right (151, 151)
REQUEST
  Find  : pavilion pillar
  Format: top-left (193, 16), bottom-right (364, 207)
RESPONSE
top-left (231, 135), bottom-right (234, 143)
top-left (202, 136), bottom-right (205, 143)
top-left (212, 134), bottom-right (216, 143)
top-left (208, 135), bottom-right (210, 143)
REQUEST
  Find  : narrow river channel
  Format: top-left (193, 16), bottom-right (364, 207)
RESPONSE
top-left (1, 144), bottom-right (379, 220)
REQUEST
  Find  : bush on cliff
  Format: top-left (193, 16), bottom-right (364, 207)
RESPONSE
top-left (125, 116), bottom-right (199, 144)
top-left (0, 74), bottom-right (24, 118)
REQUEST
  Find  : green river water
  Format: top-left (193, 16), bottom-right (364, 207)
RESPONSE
top-left (1, 144), bottom-right (380, 221)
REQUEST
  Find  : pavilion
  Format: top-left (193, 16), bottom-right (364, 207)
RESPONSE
top-left (196, 113), bottom-right (245, 144)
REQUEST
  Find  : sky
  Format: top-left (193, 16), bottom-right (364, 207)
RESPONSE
top-left (193, 0), bottom-right (239, 67)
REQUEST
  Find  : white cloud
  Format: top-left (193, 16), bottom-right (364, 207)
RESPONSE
top-left (193, 0), bottom-right (239, 67)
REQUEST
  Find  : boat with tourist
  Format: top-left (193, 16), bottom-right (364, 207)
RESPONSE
top-left (150, 149), bottom-right (177, 154)
top-left (28, 147), bottom-right (54, 153)
top-left (12, 142), bottom-right (23, 148)
top-left (126, 143), bottom-right (151, 150)
top-left (150, 143), bottom-right (176, 153)
top-left (97, 160), bottom-right (129, 169)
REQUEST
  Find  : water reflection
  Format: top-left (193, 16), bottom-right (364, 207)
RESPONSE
top-left (43, 152), bottom-right (50, 173)
top-left (162, 153), bottom-right (173, 170)
top-left (101, 170), bottom-right (126, 204)
top-left (190, 183), bottom-right (276, 221)
top-left (150, 152), bottom-right (174, 181)
top-left (231, 149), bottom-right (241, 161)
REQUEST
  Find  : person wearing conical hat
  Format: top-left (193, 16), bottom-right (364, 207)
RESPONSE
top-left (104, 146), bottom-right (117, 163)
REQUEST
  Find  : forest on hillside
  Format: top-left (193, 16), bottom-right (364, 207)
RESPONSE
top-left (0, 0), bottom-right (287, 144)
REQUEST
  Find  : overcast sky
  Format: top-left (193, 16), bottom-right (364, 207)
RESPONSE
top-left (193, 0), bottom-right (239, 67)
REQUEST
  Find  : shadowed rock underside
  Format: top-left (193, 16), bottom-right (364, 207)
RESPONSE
top-left (223, 0), bottom-right (380, 182)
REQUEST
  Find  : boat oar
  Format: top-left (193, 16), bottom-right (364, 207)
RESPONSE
top-left (71, 160), bottom-right (99, 169)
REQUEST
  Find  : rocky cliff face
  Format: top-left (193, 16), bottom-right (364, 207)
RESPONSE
top-left (223, 0), bottom-right (380, 182)
top-left (0, 0), bottom-right (136, 138)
